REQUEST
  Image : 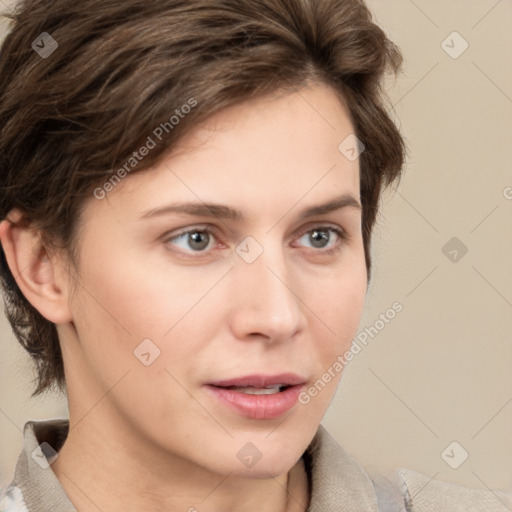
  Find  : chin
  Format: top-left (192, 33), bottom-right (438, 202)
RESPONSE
top-left (221, 427), bottom-right (313, 478)
top-left (227, 457), bottom-right (299, 480)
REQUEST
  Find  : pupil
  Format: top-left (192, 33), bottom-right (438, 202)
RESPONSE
top-left (189, 231), bottom-right (209, 250)
top-left (311, 229), bottom-right (329, 248)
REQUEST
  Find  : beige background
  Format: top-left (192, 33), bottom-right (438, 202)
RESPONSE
top-left (1, 0), bottom-right (511, 493)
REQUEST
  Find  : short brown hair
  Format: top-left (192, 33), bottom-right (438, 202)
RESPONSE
top-left (0, 0), bottom-right (406, 397)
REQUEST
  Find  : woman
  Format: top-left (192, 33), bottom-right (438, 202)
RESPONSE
top-left (0, 0), bottom-right (510, 510)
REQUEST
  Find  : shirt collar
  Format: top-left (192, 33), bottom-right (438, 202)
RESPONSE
top-left (305, 424), bottom-right (380, 511)
top-left (13, 419), bottom-right (76, 512)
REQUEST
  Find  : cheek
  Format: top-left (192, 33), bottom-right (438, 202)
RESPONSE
top-left (299, 277), bottom-right (366, 419)
top-left (296, 266), bottom-right (366, 411)
top-left (66, 262), bottom-right (201, 423)
top-left (68, 248), bottom-right (231, 380)
top-left (313, 257), bottom-right (367, 351)
top-left (74, 245), bottom-right (218, 335)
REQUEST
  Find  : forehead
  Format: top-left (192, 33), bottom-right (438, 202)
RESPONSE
top-left (85, 83), bottom-right (360, 223)
top-left (171, 82), bottom-right (355, 166)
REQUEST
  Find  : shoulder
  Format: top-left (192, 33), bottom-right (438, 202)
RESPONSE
top-left (372, 467), bottom-right (512, 512)
top-left (309, 425), bottom-right (512, 512)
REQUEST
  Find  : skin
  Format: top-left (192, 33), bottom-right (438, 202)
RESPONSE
top-left (0, 82), bottom-right (368, 512)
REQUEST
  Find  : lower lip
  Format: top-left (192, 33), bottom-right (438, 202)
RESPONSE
top-left (204, 385), bottom-right (304, 420)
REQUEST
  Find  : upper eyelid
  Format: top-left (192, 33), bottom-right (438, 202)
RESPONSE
top-left (165, 222), bottom-right (344, 236)
top-left (164, 224), bottom-right (222, 242)
top-left (295, 221), bottom-right (347, 236)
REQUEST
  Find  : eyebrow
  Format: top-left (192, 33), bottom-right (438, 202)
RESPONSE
top-left (139, 193), bottom-right (362, 221)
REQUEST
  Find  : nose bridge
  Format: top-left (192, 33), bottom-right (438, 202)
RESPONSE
top-left (230, 238), bottom-right (305, 340)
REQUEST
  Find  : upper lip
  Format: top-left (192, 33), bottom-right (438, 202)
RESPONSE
top-left (208, 373), bottom-right (307, 388)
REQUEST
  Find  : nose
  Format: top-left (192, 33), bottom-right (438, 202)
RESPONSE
top-left (228, 242), bottom-right (307, 343)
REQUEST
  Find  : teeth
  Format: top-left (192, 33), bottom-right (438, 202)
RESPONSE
top-left (231, 385), bottom-right (284, 395)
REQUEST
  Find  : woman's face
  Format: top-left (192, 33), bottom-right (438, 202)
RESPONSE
top-left (61, 82), bottom-right (367, 477)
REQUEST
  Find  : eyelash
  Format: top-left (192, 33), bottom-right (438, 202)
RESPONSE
top-left (163, 224), bottom-right (347, 258)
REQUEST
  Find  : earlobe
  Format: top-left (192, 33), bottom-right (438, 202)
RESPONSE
top-left (0, 209), bottom-right (73, 324)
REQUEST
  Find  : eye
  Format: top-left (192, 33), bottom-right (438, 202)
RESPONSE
top-left (295, 226), bottom-right (346, 254)
top-left (165, 228), bottom-right (218, 253)
top-left (163, 224), bottom-right (347, 257)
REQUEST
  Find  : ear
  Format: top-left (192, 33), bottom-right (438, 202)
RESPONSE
top-left (0, 209), bottom-right (73, 324)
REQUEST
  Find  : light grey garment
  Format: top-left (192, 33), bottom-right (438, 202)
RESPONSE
top-left (372, 471), bottom-right (411, 512)
top-left (371, 464), bottom-right (512, 512)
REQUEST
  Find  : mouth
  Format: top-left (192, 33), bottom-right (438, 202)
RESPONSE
top-left (216, 384), bottom-right (290, 395)
top-left (204, 373), bottom-right (307, 420)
